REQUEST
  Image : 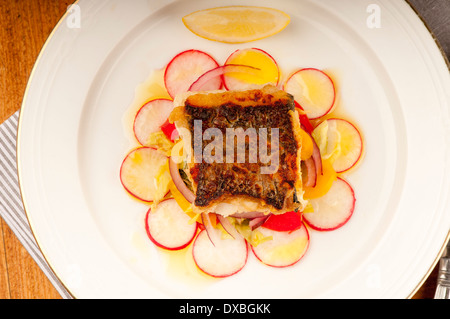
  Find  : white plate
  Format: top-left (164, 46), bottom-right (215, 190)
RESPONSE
top-left (18, 0), bottom-right (450, 298)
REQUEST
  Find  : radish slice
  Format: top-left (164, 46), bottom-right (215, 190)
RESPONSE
top-left (189, 64), bottom-right (261, 92)
top-left (164, 49), bottom-right (221, 98)
top-left (223, 48), bottom-right (280, 91)
top-left (145, 199), bottom-right (198, 251)
top-left (303, 177), bottom-right (355, 231)
top-left (252, 223), bottom-right (309, 268)
top-left (133, 99), bottom-right (174, 146)
top-left (312, 118), bottom-right (363, 173)
top-left (168, 157), bottom-right (195, 203)
top-left (120, 147), bottom-right (168, 202)
top-left (283, 68), bottom-right (335, 120)
top-left (192, 229), bottom-right (248, 278)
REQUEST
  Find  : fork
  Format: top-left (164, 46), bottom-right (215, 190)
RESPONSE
top-left (435, 238), bottom-right (450, 299)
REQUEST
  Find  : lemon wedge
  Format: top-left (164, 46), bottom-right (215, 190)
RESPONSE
top-left (182, 6), bottom-right (291, 44)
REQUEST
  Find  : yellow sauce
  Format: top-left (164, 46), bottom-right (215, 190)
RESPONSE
top-left (160, 243), bottom-right (218, 286)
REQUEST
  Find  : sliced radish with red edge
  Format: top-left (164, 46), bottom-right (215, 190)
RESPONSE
top-left (189, 64), bottom-right (261, 92)
top-left (313, 118), bottom-right (363, 173)
top-left (252, 223), bottom-right (309, 268)
top-left (133, 99), bottom-right (174, 146)
top-left (164, 49), bottom-right (221, 98)
top-left (145, 199), bottom-right (198, 251)
top-left (120, 147), bottom-right (168, 202)
top-left (192, 229), bottom-right (248, 278)
top-left (283, 68), bottom-right (335, 120)
top-left (303, 177), bottom-right (355, 231)
top-left (223, 48), bottom-right (280, 91)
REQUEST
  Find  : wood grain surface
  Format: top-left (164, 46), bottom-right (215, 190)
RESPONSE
top-left (0, 0), bottom-right (441, 299)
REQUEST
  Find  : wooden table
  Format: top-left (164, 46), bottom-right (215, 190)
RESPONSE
top-left (0, 0), bottom-right (441, 299)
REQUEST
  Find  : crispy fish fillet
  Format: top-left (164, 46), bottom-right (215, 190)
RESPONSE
top-left (170, 85), bottom-right (305, 217)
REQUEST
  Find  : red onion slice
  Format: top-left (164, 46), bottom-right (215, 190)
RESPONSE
top-left (201, 213), bottom-right (220, 246)
top-left (217, 215), bottom-right (242, 239)
top-left (189, 64), bottom-right (262, 92)
top-left (303, 157), bottom-right (317, 187)
top-left (168, 157), bottom-right (195, 203)
top-left (311, 137), bottom-right (323, 176)
top-left (230, 212), bottom-right (268, 219)
top-left (249, 215), bottom-right (271, 230)
top-left (302, 125), bottom-right (323, 177)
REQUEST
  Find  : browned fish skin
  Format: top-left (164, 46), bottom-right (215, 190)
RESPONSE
top-left (183, 88), bottom-right (301, 211)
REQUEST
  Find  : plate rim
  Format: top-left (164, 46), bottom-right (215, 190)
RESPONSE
top-left (16, 0), bottom-right (82, 299)
top-left (400, 0), bottom-right (450, 298)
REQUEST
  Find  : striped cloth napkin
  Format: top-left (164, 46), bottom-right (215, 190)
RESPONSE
top-left (0, 111), bottom-right (72, 299)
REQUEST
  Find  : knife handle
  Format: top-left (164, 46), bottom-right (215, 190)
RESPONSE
top-left (435, 241), bottom-right (450, 299)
